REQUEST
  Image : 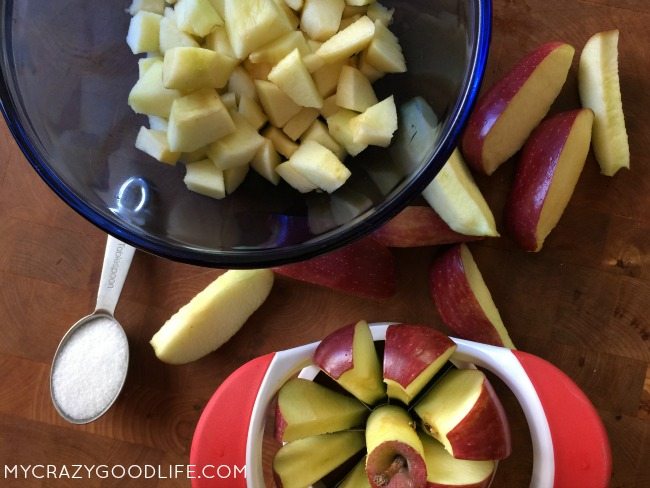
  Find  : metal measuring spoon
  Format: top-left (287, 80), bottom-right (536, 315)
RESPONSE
top-left (50, 235), bottom-right (135, 424)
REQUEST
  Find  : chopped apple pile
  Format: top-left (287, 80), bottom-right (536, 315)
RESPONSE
top-left (272, 321), bottom-right (511, 487)
top-left (126, 0), bottom-right (406, 199)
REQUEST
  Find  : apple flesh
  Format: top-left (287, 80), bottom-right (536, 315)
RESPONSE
top-left (419, 433), bottom-right (496, 488)
top-left (365, 405), bottom-right (427, 488)
top-left (274, 237), bottom-right (397, 300)
top-left (414, 369), bottom-right (511, 461)
top-left (273, 430), bottom-right (365, 488)
top-left (578, 29), bottom-right (630, 176)
top-left (313, 320), bottom-right (385, 405)
top-left (505, 109), bottom-right (594, 252)
top-left (429, 244), bottom-right (515, 349)
top-left (461, 42), bottom-right (575, 175)
top-left (372, 206), bottom-right (479, 248)
top-left (383, 324), bottom-right (456, 405)
top-left (340, 457), bottom-right (371, 488)
top-left (150, 269), bottom-right (274, 364)
top-left (275, 377), bottom-right (368, 442)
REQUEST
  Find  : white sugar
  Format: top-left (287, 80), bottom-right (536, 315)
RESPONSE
top-left (51, 316), bottom-right (128, 421)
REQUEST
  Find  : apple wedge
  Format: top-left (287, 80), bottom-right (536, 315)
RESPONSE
top-left (273, 237), bottom-right (396, 300)
top-left (273, 431), bottom-right (365, 488)
top-left (419, 433), bottom-right (496, 488)
top-left (313, 320), bottom-right (386, 405)
top-left (149, 269), bottom-right (274, 364)
top-left (461, 42), bottom-right (575, 175)
top-left (383, 324), bottom-right (456, 405)
top-left (414, 369), bottom-right (511, 461)
top-left (429, 244), bottom-right (515, 349)
top-left (365, 405), bottom-right (427, 488)
top-left (578, 29), bottom-right (630, 176)
top-left (421, 149), bottom-right (499, 237)
top-left (505, 109), bottom-right (594, 252)
top-left (340, 457), bottom-right (371, 488)
top-left (275, 378), bottom-right (368, 442)
top-left (372, 206), bottom-right (479, 248)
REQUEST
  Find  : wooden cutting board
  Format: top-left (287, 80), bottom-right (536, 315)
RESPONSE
top-left (0, 0), bottom-right (648, 486)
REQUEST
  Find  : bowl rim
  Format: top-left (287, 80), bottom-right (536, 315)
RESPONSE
top-left (0, 0), bottom-right (492, 268)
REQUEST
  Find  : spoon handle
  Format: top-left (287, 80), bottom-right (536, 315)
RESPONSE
top-left (95, 235), bottom-right (136, 316)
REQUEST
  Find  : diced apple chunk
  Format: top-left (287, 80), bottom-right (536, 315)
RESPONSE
top-left (252, 139), bottom-right (281, 184)
top-left (263, 126), bottom-right (299, 158)
top-left (320, 95), bottom-right (339, 118)
top-left (175, 0), bottom-right (223, 37)
top-left (283, 108), bottom-right (320, 141)
top-left (302, 119), bottom-right (346, 160)
top-left (300, 0), bottom-right (345, 42)
top-left (326, 109), bottom-right (367, 156)
top-left (358, 50), bottom-right (385, 82)
top-left (224, 164), bottom-right (250, 194)
top-left (183, 159), bottom-right (226, 199)
top-left (126, 11), bottom-right (162, 54)
top-left (135, 127), bottom-right (181, 165)
top-left (268, 49), bottom-right (323, 108)
top-left (243, 59), bottom-right (273, 80)
top-left (129, 0), bottom-right (165, 15)
top-left (228, 67), bottom-right (258, 102)
top-left (349, 95), bottom-right (397, 147)
top-left (249, 30), bottom-right (310, 65)
top-left (238, 95), bottom-right (268, 130)
top-left (312, 60), bottom-right (346, 97)
top-left (129, 60), bottom-right (181, 118)
top-left (284, 0), bottom-right (303, 10)
top-left (139, 56), bottom-right (162, 77)
top-left (163, 47), bottom-right (237, 91)
top-left (315, 15), bottom-right (375, 64)
top-left (336, 65), bottom-right (377, 112)
top-left (289, 140), bottom-right (351, 193)
top-left (204, 26), bottom-right (235, 58)
top-left (364, 20), bottom-right (406, 73)
top-left (159, 16), bottom-right (199, 54)
top-left (221, 92), bottom-right (238, 110)
top-left (255, 80), bottom-right (302, 127)
top-left (224, 0), bottom-right (292, 59)
top-left (367, 2), bottom-right (394, 26)
top-left (276, 161), bottom-right (319, 193)
top-left (168, 88), bottom-right (235, 152)
top-left (207, 113), bottom-right (266, 170)
top-left (148, 115), bottom-right (168, 131)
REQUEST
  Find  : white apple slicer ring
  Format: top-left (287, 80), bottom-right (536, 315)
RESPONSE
top-left (190, 323), bottom-right (611, 488)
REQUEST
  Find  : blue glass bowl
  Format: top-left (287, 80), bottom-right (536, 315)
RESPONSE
top-left (0, 0), bottom-right (491, 268)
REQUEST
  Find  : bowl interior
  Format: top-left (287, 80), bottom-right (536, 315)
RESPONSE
top-left (0, 0), bottom-right (489, 267)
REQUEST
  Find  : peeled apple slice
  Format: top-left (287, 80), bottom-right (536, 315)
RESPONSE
top-left (150, 269), bottom-right (274, 364)
top-left (579, 29), bottom-right (630, 176)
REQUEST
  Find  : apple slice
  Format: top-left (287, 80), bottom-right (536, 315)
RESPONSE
top-left (578, 29), bottom-right (630, 176)
top-left (414, 369), bottom-right (511, 461)
top-left (419, 433), bottom-right (496, 488)
top-left (273, 431), bottom-right (365, 488)
top-left (275, 377), bottom-right (368, 442)
top-left (429, 244), bottom-right (515, 349)
top-left (421, 149), bottom-right (498, 237)
top-left (372, 206), bottom-right (478, 248)
top-left (365, 405), bottom-right (427, 488)
top-left (505, 109), bottom-right (594, 252)
top-left (150, 269), bottom-right (274, 364)
top-left (313, 320), bottom-right (385, 405)
top-left (383, 324), bottom-right (456, 405)
top-left (461, 42), bottom-right (575, 175)
top-left (340, 457), bottom-right (371, 488)
top-left (273, 237), bottom-right (396, 300)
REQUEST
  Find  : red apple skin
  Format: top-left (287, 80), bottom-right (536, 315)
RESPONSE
top-left (366, 441), bottom-right (428, 488)
top-left (445, 378), bottom-right (512, 461)
top-left (384, 324), bottom-right (455, 389)
top-left (373, 206), bottom-right (479, 248)
top-left (274, 236), bottom-right (397, 300)
top-left (313, 322), bottom-right (356, 379)
top-left (274, 403), bottom-right (288, 443)
top-left (461, 42), bottom-right (570, 174)
top-left (504, 109), bottom-right (590, 252)
top-left (429, 246), bottom-right (507, 347)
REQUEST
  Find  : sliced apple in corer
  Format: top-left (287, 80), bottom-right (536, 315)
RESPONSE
top-left (274, 237), bottom-right (396, 300)
top-left (461, 42), bottom-right (575, 175)
top-left (579, 29), bottom-right (630, 176)
top-left (340, 457), bottom-right (371, 488)
top-left (383, 324), bottom-right (456, 405)
top-left (422, 149), bottom-right (498, 237)
top-left (505, 109), bottom-right (594, 252)
top-left (372, 206), bottom-right (479, 248)
top-left (273, 431), bottom-right (365, 488)
top-left (429, 244), bottom-right (515, 349)
top-left (274, 377), bottom-right (368, 443)
top-left (419, 433), bottom-right (496, 488)
top-left (414, 369), bottom-right (511, 461)
top-left (313, 320), bottom-right (386, 405)
top-left (365, 405), bottom-right (427, 488)
top-left (150, 269), bottom-right (274, 364)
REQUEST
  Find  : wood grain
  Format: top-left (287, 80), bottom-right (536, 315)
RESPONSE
top-left (1, 1), bottom-right (649, 487)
